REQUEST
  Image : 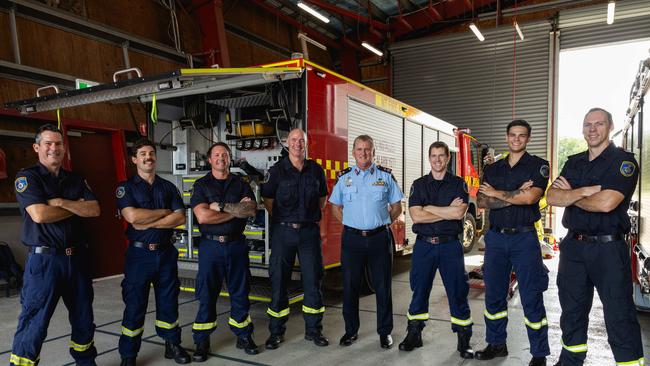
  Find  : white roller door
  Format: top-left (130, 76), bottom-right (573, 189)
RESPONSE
top-left (404, 120), bottom-right (423, 245)
top-left (348, 98), bottom-right (404, 191)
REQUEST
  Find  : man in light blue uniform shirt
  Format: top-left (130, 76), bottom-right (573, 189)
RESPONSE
top-left (329, 134), bottom-right (403, 349)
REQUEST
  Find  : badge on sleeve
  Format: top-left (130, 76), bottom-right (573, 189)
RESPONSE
top-left (116, 186), bottom-right (125, 199)
top-left (463, 181), bottom-right (469, 193)
top-left (262, 171), bottom-right (270, 184)
top-left (84, 179), bottom-right (93, 192)
top-left (539, 165), bottom-right (550, 178)
top-left (15, 176), bottom-right (28, 193)
top-left (620, 161), bottom-right (635, 177)
top-left (409, 185), bottom-right (415, 196)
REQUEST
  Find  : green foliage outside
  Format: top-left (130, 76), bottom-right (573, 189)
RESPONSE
top-left (558, 137), bottom-right (587, 173)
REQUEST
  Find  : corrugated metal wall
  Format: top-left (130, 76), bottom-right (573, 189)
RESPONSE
top-left (404, 120), bottom-right (423, 244)
top-left (391, 21), bottom-right (552, 159)
top-left (559, 0), bottom-right (650, 50)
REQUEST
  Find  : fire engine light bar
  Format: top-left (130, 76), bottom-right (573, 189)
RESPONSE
top-left (469, 23), bottom-right (485, 42)
top-left (297, 2), bottom-right (330, 24)
top-left (514, 21), bottom-right (524, 41)
top-left (362, 42), bottom-right (383, 57)
top-left (298, 33), bottom-right (327, 51)
top-left (607, 1), bottom-right (615, 25)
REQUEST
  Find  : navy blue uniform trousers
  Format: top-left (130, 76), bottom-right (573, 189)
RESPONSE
top-left (119, 246), bottom-right (181, 358)
top-left (557, 237), bottom-right (643, 365)
top-left (193, 238), bottom-right (252, 342)
top-left (407, 238), bottom-right (472, 333)
top-left (483, 229), bottom-right (550, 357)
top-left (267, 224), bottom-right (324, 336)
top-left (11, 251), bottom-right (96, 366)
top-left (341, 227), bottom-right (393, 336)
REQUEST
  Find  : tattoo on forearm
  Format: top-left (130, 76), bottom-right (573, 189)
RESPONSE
top-left (223, 201), bottom-right (257, 218)
top-left (502, 189), bottom-right (522, 200)
top-left (477, 193), bottom-right (511, 209)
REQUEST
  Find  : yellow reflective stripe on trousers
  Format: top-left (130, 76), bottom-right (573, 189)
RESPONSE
top-left (524, 317), bottom-right (548, 330)
top-left (69, 339), bottom-right (94, 352)
top-left (484, 309), bottom-right (508, 320)
top-left (302, 305), bottom-right (325, 314)
top-left (121, 326), bottom-right (144, 337)
top-left (9, 354), bottom-right (39, 366)
top-left (407, 312), bottom-right (429, 321)
top-left (229, 315), bottom-right (252, 328)
top-left (450, 316), bottom-right (473, 326)
top-left (155, 319), bottom-right (179, 329)
top-left (561, 339), bottom-right (588, 353)
top-left (193, 321), bottom-right (218, 331)
top-left (617, 357), bottom-right (645, 365)
top-left (267, 308), bottom-right (290, 318)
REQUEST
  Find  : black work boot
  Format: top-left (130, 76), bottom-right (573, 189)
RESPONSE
top-left (398, 320), bottom-right (424, 351)
top-left (164, 341), bottom-right (191, 364)
top-left (456, 331), bottom-right (474, 359)
top-left (192, 339), bottom-right (210, 362)
top-left (237, 335), bottom-right (260, 355)
top-left (265, 334), bottom-right (284, 350)
top-left (553, 361), bottom-right (563, 366)
top-left (529, 356), bottom-right (547, 366)
top-left (475, 343), bottom-right (508, 360)
top-left (119, 358), bottom-right (135, 366)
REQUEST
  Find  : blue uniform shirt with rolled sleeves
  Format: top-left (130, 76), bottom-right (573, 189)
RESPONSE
top-left (409, 172), bottom-right (469, 236)
top-left (329, 163), bottom-right (404, 230)
top-left (116, 174), bottom-right (185, 245)
top-left (482, 152), bottom-right (550, 229)
top-left (15, 163), bottom-right (97, 248)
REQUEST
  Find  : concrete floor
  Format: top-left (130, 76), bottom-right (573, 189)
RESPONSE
top-left (1, 247), bottom-right (650, 366)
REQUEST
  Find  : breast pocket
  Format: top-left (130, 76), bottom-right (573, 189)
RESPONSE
top-left (343, 186), bottom-right (357, 202)
top-left (370, 186), bottom-right (387, 202)
top-left (277, 181), bottom-right (298, 209)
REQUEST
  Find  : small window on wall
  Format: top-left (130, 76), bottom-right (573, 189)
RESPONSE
top-left (448, 151), bottom-right (457, 175)
top-left (470, 140), bottom-right (480, 172)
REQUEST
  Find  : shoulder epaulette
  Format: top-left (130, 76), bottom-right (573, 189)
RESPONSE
top-left (377, 165), bottom-right (397, 182)
top-left (335, 167), bottom-right (352, 182)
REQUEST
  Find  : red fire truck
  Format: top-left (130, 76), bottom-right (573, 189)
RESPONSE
top-left (5, 58), bottom-right (486, 299)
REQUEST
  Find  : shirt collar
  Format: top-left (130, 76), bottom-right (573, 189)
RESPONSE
top-left (501, 151), bottom-right (531, 169)
top-left (426, 171), bottom-right (452, 183)
top-left (37, 162), bottom-right (66, 178)
top-left (577, 142), bottom-right (616, 162)
top-left (354, 163), bottom-right (376, 176)
top-left (133, 173), bottom-right (159, 186)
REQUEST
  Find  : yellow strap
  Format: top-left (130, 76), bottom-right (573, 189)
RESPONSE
top-left (617, 357), bottom-right (644, 365)
top-left (561, 339), bottom-right (588, 353)
top-left (228, 315), bottom-right (252, 328)
top-left (192, 321), bottom-right (217, 331)
top-left (267, 308), bottom-right (290, 318)
top-left (302, 305), bottom-right (325, 314)
top-left (406, 312), bottom-right (429, 321)
top-left (450, 316), bottom-right (473, 326)
top-left (150, 93), bottom-right (157, 124)
top-left (483, 309), bottom-right (508, 320)
top-left (69, 339), bottom-right (94, 352)
top-left (9, 354), bottom-right (39, 366)
top-left (56, 109), bottom-right (61, 129)
top-left (524, 317), bottom-right (548, 330)
top-left (155, 319), bottom-right (179, 329)
top-left (121, 326), bottom-right (144, 337)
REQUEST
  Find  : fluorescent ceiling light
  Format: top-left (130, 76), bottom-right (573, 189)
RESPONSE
top-left (297, 2), bottom-right (330, 24)
top-left (514, 21), bottom-right (524, 40)
top-left (361, 42), bottom-right (383, 56)
top-left (469, 23), bottom-right (485, 42)
top-left (298, 32), bottom-right (327, 51)
top-left (607, 1), bottom-right (615, 25)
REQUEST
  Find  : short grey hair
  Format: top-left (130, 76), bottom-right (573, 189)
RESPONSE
top-left (585, 107), bottom-right (613, 126)
top-left (35, 124), bottom-right (63, 144)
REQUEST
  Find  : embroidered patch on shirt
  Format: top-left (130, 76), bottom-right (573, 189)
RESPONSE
top-left (620, 161), bottom-right (635, 177)
top-left (15, 176), bottom-right (28, 193)
top-left (540, 165), bottom-right (550, 178)
top-left (116, 186), bottom-right (125, 198)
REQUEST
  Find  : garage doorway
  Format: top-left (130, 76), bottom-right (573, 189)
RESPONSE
top-left (555, 38), bottom-right (650, 238)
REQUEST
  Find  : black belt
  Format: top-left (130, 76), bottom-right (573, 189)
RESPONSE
top-left (131, 241), bottom-right (170, 251)
top-left (345, 225), bottom-right (387, 237)
top-left (572, 233), bottom-right (623, 243)
top-left (278, 222), bottom-right (317, 229)
top-left (202, 234), bottom-right (243, 243)
top-left (31, 246), bottom-right (76, 256)
top-left (417, 235), bottom-right (457, 245)
top-left (493, 226), bottom-right (536, 235)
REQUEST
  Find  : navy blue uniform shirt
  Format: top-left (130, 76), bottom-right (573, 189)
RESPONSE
top-left (15, 163), bottom-right (97, 248)
top-left (409, 172), bottom-right (469, 236)
top-left (116, 174), bottom-right (185, 245)
top-left (261, 157), bottom-right (328, 223)
top-left (483, 152), bottom-right (550, 229)
top-left (190, 172), bottom-right (255, 236)
top-left (560, 143), bottom-right (638, 235)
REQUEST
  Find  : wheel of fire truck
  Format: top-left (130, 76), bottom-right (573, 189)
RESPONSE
top-left (462, 214), bottom-right (477, 253)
